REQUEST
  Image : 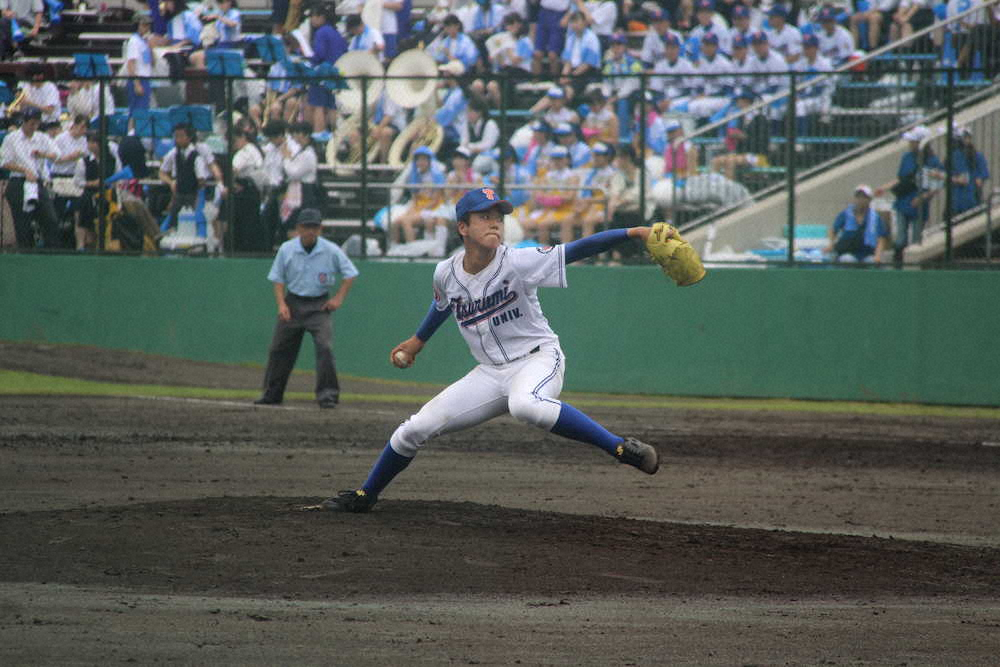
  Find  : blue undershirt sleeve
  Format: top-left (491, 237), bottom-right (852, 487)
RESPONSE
top-left (414, 300), bottom-right (453, 342)
top-left (564, 228), bottom-right (631, 264)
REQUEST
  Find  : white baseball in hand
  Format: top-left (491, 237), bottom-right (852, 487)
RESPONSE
top-left (393, 350), bottom-right (411, 367)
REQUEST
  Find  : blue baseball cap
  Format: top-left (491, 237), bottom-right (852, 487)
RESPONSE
top-left (732, 35), bottom-right (748, 48)
top-left (735, 87), bottom-right (755, 101)
top-left (750, 31), bottom-right (768, 44)
top-left (648, 7), bottom-right (669, 21)
top-left (530, 119), bottom-right (549, 132)
top-left (696, 0), bottom-right (714, 11)
top-left (768, 5), bottom-right (787, 18)
top-left (702, 32), bottom-right (719, 46)
top-left (803, 34), bottom-right (819, 48)
top-left (455, 187), bottom-right (513, 220)
top-left (664, 33), bottom-right (682, 47)
top-left (553, 122), bottom-right (573, 136)
top-left (818, 7), bottom-right (837, 21)
top-left (732, 5), bottom-right (750, 18)
top-left (549, 145), bottom-right (570, 159)
top-left (610, 31), bottom-right (627, 44)
top-left (413, 146), bottom-right (434, 159)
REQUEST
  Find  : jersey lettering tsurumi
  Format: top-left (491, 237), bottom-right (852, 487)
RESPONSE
top-left (433, 244), bottom-right (568, 365)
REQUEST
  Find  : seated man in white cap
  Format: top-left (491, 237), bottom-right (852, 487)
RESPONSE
top-left (826, 185), bottom-right (891, 264)
top-left (552, 122), bottom-right (591, 168)
top-left (529, 86), bottom-right (580, 127)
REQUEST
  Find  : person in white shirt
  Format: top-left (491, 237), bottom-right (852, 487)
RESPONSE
top-left (19, 64), bottom-right (61, 124)
top-left (795, 35), bottom-right (835, 125)
top-left (459, 99), bottom-right (500, 160)
top-left (640, 7), bottom-right (684, 67)
top-left (261, 120), bottom-right (300, 247)
top-left (229, 126), bottom-right (269, 252)
top-left (649, 33), bottom-right (695, 111)
top-left (764, 5), bottom-right (803, 63)
top-left (125, 15), bottom-right (154, 114)
top-left (530, 86), bottom-right (581, 127)
top-left (65, 80), bottom-right (116, 123)
top-left (748, 31), bottom-right (791, 121)
top-left (51, 116), bottom-right (89, 178)
top-left (946, 0), bottom-right (991, 73)
top-left (344, 13), bottom-right (384, 58)
top-left (0, 0), bottom-right (43, 55)
top-left (729, 34), bottom-right (754, 90)
top-left (380, 0), bottom-right (403, 58)
top-left (559, 10), bottom-right (602, 99)
top-left (279, 122), bottom-right (320, 235)
top-left (159, 123), bottom-right (225, 237)
top-left (688, 33), bottom-right (734, 120)
top-left (578, 0), bottom-right (616, 50)
top-left (815, 7), bottom-right (855, 65)
top-left (0, 108), bottom-right (60, 248)
top-left (689, 0), bottom-right (732, 55)
top-left (851, 0), bottom-right (899, 50)
top-left (534, 0), bottom-right (572, 76)
top-left (727, 5), bottom-right (755, 54)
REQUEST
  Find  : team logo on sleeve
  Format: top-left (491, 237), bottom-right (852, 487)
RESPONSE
top-left (535, 246), bottom-right (555, 254)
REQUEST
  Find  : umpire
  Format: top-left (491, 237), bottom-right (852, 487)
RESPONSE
top-left (255, 208), bottom-right (358, 408)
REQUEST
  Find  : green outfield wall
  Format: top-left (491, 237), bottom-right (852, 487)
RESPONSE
top-left (1, 254), bottom-right (998, 406)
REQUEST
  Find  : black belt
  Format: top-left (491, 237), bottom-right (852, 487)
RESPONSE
top-left (287, 292), bottom-right (328, 301)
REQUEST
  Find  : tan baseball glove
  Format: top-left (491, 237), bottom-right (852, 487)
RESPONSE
top-left (645, 222), bottom-right (706, 287)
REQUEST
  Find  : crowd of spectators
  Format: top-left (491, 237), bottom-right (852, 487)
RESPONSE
top-left (0, 0), bottom-right (997, 255)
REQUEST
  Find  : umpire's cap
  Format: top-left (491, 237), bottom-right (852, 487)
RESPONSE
top-left (297, 208), bottom-right (323, 226)
top-left (455, 187), bottom-right (513, 221)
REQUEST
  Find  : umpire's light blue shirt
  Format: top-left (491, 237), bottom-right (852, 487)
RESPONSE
top-left (267, 237), bottom-right (359, 297)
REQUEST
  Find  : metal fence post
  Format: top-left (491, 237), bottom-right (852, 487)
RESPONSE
top-left (498, 71), bottom-right (507, 200)
top-left (97, 76), bottom-right (107, 253)
top-left (786, 70), bottom-right (797, 264)
top-left (359, 74), bottom-right (368, 259)
top-left (224, 75), bottom-right (235, 255)
top-left (943, 68), bottom-right (955, 264)
top-left (638, 72), bottom-right (647, 226)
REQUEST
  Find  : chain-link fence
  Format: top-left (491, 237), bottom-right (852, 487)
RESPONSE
top-left (0, 2), bottom-right (998, 267)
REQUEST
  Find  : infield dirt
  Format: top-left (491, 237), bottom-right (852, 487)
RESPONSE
top-left (2, 342), bottom-right (1000, 665)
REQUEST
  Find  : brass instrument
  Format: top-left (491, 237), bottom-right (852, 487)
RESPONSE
top-left (385, 49), bottom-right (443, 168)
top-left (6, 90), bottom-right (26, 116)
top-left (334, 50), bottom-right (385, 116)
top-left (325, 117), bottom-right (380, 175)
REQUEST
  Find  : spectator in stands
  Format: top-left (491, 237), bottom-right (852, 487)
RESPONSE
top-left (254, 34), bottom-right (306, 128)
top-left (728, 34), bottom-right (754, 89)
top-left (827, 184), bottom-right (890, 263)
top-left (688, 33), bottom-right (734, 121)
top-left (459, 98), bottom-right (499, 160)
top-left (229, 126), bottom-right (268, 252)
top-left (50, 115), bottom-right (89, 238)
top-left (690, 0), bottom-right (733, 55)
top-left (727, 5), bottom-right (754, 53)
top-left (794, 34), bottom-right (834, 132)
top-left (495, 144), bottom-right (531, 208)
top-left (0, 108), bottom-right (60, 248)
top-left (710, 87), bottom-right (770, 179)
top-left (434, 63), bottom-right (469, 160)
top-left (640, 7), bottom-right (683, 68)
top-left (946, 0), bottom-right (991, 76)
top-left (0, 0), bottom-right (43, 58)
top-left (66, 80), bottom-right (115, 123)
top-left (523, 119), bottom-right (555, 176)
top-left (649, 34), bottom-right (694, 112)
top-left (530, 85), bottom-right (581, 126)
top-left (875, 125), bottom-right (942, 263)
top-left (851, 0), bottom-right (897, 51)
top-left (125, 15), bottom-right (155, 120)
top-left (389, 145), bottom-right (446, 245)
top-left (815, 6), bottom-right (855, 65)
top-left (369, 89), bottom-right (406, 164)
top-left (18, 64), bottom-right (61, 125)
top-left (553, 121), bottom-right (591, 167)
top-left (663, 118), bottom-right (698, 182)
top-left (478, 12), bottom-right (533, 106)
top-left (261, 120), bottom-right (297, 247)
top-left (891, 0), bottom-right (935, 43)
top-left (636, 90), bottom-right (668, 155)
top-left (601, 31), bottom-right (642, 143)
top-left (159, 123), bottom-right (225, 237)
top-left (522, 144), bottom-right (578, 243)
top-left (948, 126), bottom-right (990, 216)
top-left (280, 122), bottom-right (319, 233)
top-left (427, 13), bottom-right (481, 71)
top-left (559, 10), bottom-right (602, 99)
top-left (308, 4), bottom-right (347, 139)
top-left (162, 0), bottom-right (203, 48)
top-left (344, 13), bottom-right (384, 58)
top-left (189, 0), bottom-right (243, 68)
top-left (534, 0), bottom-right (571, 76)
top-left (379, 0), bottom-right (404, 58)
top-left (574, 0), bottom-right (616, 51)
top-left (748, 31), bottom-right (790, 123)
top-left (764, 5), bottom-right (803, 64)
top-left (580, 89), bottom-right (619, 145)
top-left (571, 141), bottom-right (624, 240)
top-left (71, 131), bottom-right (123, 251)
top-left (460, 0), bottom-right (505, 71)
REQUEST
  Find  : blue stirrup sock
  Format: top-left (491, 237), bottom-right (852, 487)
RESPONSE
top-left (549, 402), bottom-right (624, 455)
top-left (360, 443), bottom-right (413, 497)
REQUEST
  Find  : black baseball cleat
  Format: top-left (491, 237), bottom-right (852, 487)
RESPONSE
top-left (615, 437), bottom-right (660, 474)
top-left (253, 398), bottom-right (282, 406)
top-left (321, 489), bottom-right (377, 513)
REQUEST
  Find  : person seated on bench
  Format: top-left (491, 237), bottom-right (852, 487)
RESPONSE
top-left (827, 184), bottom-right (890, 264)
top-left (0, 0), bottom-right (43, 59)
top-left (189, 0), bottom-right (242, 69)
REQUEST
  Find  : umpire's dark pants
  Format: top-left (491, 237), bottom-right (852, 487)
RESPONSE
top-left (260, 293), bottom-right (340, 404)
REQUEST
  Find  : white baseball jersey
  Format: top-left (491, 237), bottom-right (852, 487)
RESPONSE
top-left (765, 24), bottom-right (803, 60)
top-left (816, 24), bottom-right (854, 63)
top-left (693, 52), bottom-right (734, 96)
top-left (432, 245), bottom-right (567, 366)
top-left (650, 56), bottom-right (696, 97)
top-left (749, 49), bottom-right (791, 95)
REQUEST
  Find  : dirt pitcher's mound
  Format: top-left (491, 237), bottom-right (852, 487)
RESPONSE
top-left (3, 497), bottom-right (998, 599)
